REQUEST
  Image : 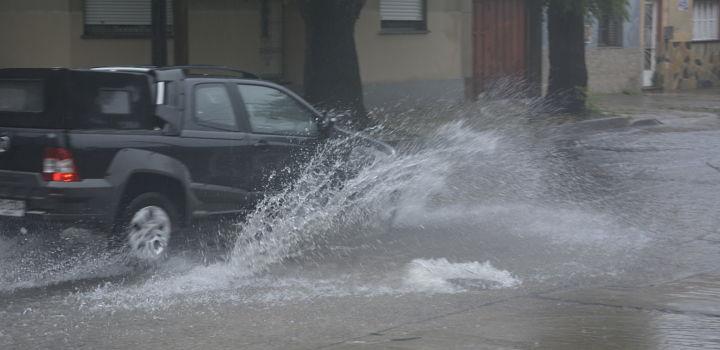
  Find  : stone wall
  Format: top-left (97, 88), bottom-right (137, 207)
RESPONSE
top-left (656, 41), bottom-right (720, 90)
top-left (653, 0), bottom-right (720, 90)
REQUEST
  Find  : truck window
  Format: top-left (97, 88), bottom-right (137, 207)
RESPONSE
top-left (193, 84), bottom-right (238, 131)
top-left (237, 84), bottom-right (318, 137)
top-left (69, 71), bottom-right (154, 130)
top-left (0, 80), bottom-right (44, 113)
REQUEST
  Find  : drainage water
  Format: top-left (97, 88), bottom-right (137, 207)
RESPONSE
top-left (0, 97), bottom-right (655, 310)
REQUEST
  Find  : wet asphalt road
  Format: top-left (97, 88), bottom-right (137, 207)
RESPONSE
top-left (2, 91), bottom-right (720, 349)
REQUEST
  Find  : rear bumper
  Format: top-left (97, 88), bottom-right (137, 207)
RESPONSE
top-left (0, 171), bottom-right (115, 229)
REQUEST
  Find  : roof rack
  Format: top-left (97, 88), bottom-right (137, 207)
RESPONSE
top-left (158, 65), bottom-right (259, 79)
top-left (92, 65), bottom-right (260, 80)
top-left (91, 66), bottom-right (154, 73)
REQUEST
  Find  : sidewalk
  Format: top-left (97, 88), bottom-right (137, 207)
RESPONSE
top-left (592, 88), bottom-right (720, 131)
top-left (378, 88), bottom-right (720, 143)
top-left (324, 272), bottom-right (720, 349)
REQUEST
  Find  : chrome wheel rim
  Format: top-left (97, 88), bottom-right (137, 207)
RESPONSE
top-left (126, 206), bottom-right (171, 262)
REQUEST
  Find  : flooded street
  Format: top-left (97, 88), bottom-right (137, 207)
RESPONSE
top-left (2, 92), bottom-right (720, 349)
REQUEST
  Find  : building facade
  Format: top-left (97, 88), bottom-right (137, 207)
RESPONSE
top-left (0, 0), bottom-right (484, 112)
top-left (4, 0), bottom-right (710, 112)
top-left (540, 0), bottom-right (720, 93)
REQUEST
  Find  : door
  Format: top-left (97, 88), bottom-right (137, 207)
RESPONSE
top-left (643, 0), bottom-right (659, 87)
top-left (235, 83), bottom-right (320, 194)
top-left (473, 0), bottom-right (527, 93)
top-left (181, 82), bottom-right (255, 214)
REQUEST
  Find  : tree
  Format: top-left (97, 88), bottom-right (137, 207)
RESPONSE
top-left (297, 0), bottom-right (369, 128)
top-left (544, 0), bottom-right (628, 114)
top-left (151, 0), bottom-right (168, 66)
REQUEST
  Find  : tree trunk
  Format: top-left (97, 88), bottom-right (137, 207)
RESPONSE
top-left (298, 0), bottom-right (368, 128)
top-left (546, 1), bottom-right (588, 114)
top-left (151, 0), bottom-right (168, 67)
top-left (173, 0), bottom-right (189, 65)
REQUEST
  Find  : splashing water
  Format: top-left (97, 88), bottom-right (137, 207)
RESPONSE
top-left (1, 93), bottom-right (655, 309)
top-left (404, 258), bottom-right (521, 293)
top-left (229, 121), bottom-right (504, 275)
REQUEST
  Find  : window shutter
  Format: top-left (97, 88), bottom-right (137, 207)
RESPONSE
top-left (85, 0), bottom-right (173, 26)
top-left (693, 0), bottom-right (720, 41)
top-left (380, 0), bottom-right (423, 21)
top-left (599, 16), bottom-right (623, 47)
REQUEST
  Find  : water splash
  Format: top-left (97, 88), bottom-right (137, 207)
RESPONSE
top-left (404, 258), bottom-right (521, 293)
top-left (228, 121), bottom-right (504, 275)
top-left (1, 93), bottom-right (654, 309)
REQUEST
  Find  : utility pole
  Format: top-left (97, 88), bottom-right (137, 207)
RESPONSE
top-left (173, 0), bottom-right (189, 65)
top-left (151, 0), bottom-right (168, 67)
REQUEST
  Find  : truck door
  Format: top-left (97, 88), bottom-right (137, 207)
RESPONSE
top-left (178, 82), bottom-right (255, 214)
top-left (234, 83), bottom-right (321, 196)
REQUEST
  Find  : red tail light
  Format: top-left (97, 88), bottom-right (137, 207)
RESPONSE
top-left (43, 148), bottom-right (80, 182)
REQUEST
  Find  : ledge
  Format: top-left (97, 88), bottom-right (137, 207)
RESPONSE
top-left (690, 39), bottom-right (720, 44)
top-left (378, 29), bottom-right (430, 35)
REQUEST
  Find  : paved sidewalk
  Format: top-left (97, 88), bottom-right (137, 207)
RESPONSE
top-left (593, 89), bottom-right (720, 131)
top-left (324, 272), bottom-right (720, 349)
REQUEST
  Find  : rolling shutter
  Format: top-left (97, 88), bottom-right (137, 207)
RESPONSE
top-left (84, 0), bottom-right (173, 26)
top-left (598, 16), bottom-right (624, 47)
top-left (380, 0), bottom-right (424, 21)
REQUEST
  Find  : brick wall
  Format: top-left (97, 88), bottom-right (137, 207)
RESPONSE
top-left (542, 47), bottom-right (644, 94)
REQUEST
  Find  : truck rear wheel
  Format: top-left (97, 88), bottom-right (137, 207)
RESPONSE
top-left (114, 192), bottom-right (178, 265)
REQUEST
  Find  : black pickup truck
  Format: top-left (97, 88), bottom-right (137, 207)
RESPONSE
top-left (0, 66), bottom-right (392, 264)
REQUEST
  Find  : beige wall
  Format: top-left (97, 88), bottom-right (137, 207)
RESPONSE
top-left (283, 0), bottom-right (472, 106)
top-left (186, 0), bottom-right (283, 76)
top-left (0, 0), bottom-right (73, 67)
top-left (355, 0), bottom-right (470, 83)
top-left (0, 0), bottom-right (472, 105)
top-left (0, 0), bottom-right (280, 72)
top-left (68, 0), bottom-right (154, 67)
top-left (284, 0), bottom-right (472, 84)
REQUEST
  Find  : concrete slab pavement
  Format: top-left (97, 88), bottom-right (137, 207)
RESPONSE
top-left (323, 272), bottom-right (720, 350)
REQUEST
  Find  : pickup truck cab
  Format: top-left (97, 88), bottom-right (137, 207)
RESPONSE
top-left (0, 66), bottom-right (391, 264)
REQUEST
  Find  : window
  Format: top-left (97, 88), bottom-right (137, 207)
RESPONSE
top-left (194, 84), bottom-right (238, 131)
top-left (598, 16), bottom-right (624, 47)
top-left (693, 0), bottom-right (720, 41)
top-left (0, 80), bottom-right (44, 113)
top-left (84, 0), bottom-right (173, 38)
top-left (69, 72), bottom-right (154, 130)
top-left (380, 0), bottom-right (427, 32)
top-left (237, 85), bottom-right (319, 137)
top-left (97, 90), bottom-right (131, 114)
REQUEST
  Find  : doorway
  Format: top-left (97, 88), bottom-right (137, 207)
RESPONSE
top-left (643, 0), bottom-right (659, 87)
top-left (472, 0), bottom-right (528, 94)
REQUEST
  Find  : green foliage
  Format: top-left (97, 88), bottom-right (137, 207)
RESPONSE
top-left (542, 0), bottom-right (629, 19)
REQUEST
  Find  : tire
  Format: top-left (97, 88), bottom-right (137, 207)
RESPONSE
top-left (113, 192), bottom-right (179, 266)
